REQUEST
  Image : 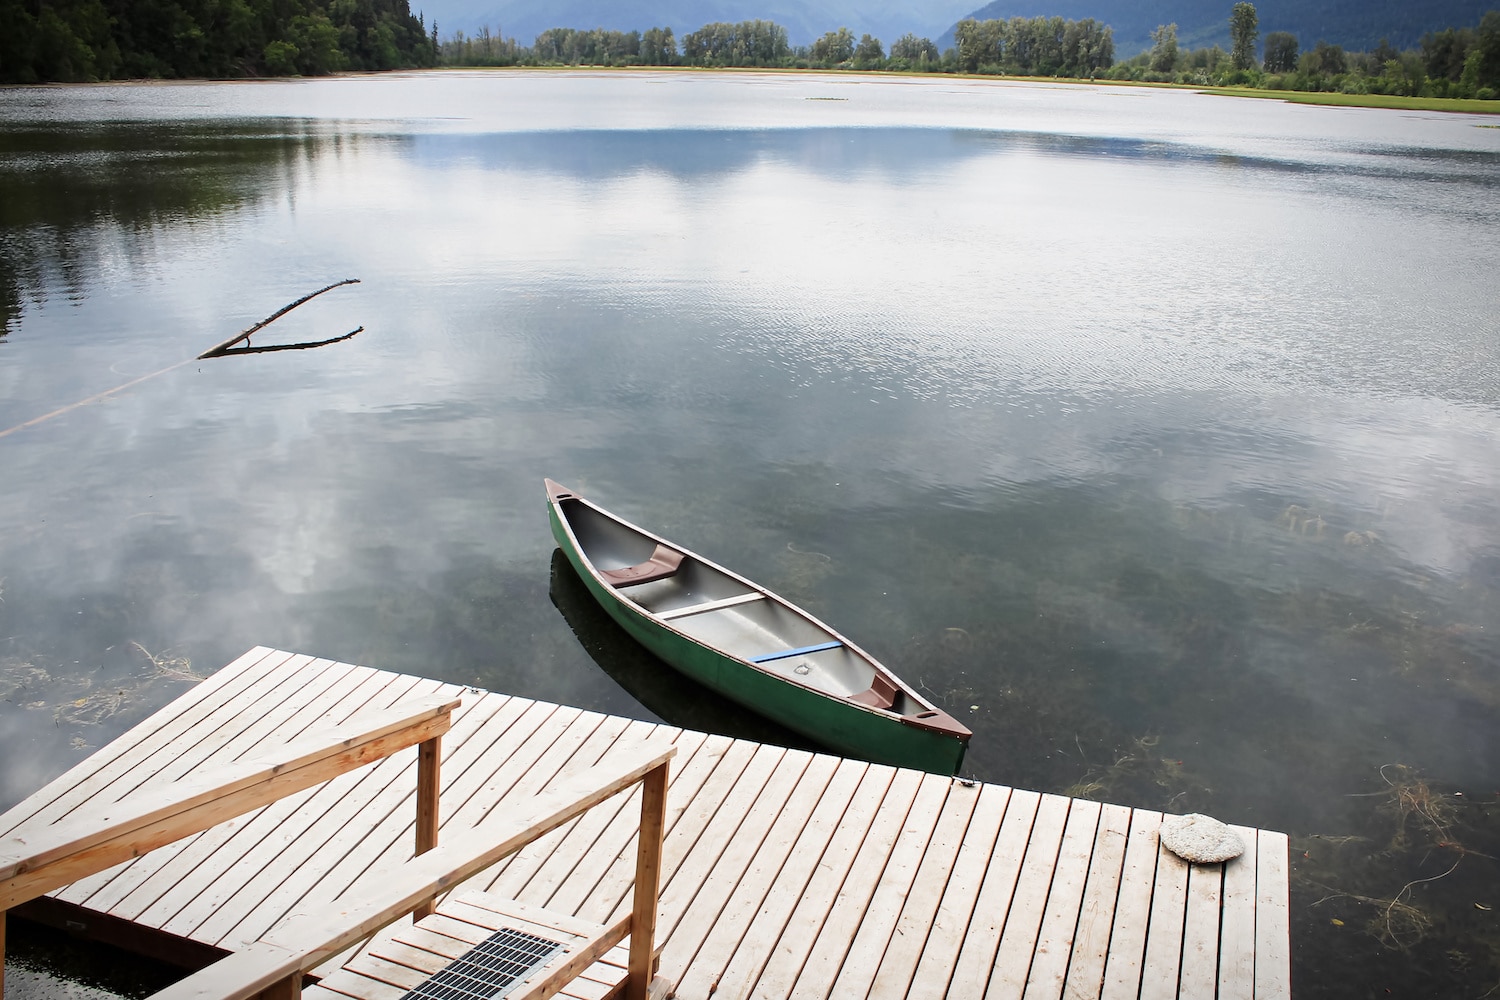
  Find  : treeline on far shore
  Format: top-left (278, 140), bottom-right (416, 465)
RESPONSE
top-left (442, 4), bottom-right (1500, 101)
top-left (0, 0), bottom-right (435, 83)
top-left (440, 17), bottom-right (1115, 78)
top-left (1120, 11), bottom-right (1500, 100)
top-left (3, 0), bottom-right (1497, 102)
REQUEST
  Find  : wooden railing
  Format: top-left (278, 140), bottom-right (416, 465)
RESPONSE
top-left (145, 743), bottom-right (676, 1000)
top-left (0, 694), bottom-right (460, 998)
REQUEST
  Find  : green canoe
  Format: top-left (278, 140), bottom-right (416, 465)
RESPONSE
top-left (546, 479), bottom-right (971, 774)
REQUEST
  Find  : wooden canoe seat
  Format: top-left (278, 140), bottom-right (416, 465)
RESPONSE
top-left (849, 673), bottom-right (898, 710)
top-left (600, 544), bottom-right (685, 587)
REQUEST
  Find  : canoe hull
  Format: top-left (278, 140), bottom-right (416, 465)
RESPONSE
top-left (548, 491), bottom-right (968, 775)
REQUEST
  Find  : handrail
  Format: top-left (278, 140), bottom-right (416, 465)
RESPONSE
top-left (146, 743), bottom-right (676, 1000)
top-left (0, 694), bottom-right (460, 996)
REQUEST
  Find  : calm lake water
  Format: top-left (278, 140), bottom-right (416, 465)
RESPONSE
top-left (2, 70), bottom-right (1498, 997)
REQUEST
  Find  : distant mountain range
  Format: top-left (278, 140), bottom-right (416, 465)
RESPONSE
top-left (420, 0), bottom-right (1496, 55)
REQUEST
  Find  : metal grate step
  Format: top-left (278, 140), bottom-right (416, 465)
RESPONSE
top-left (398, 926), bottom-right (565, 1000)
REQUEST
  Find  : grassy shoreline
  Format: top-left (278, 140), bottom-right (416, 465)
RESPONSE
top-left (1195, 86), bottom-right (1500, 114)
top-left (472, 66), bottom-right (1500, 115)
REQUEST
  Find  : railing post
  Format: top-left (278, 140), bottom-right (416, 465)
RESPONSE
top-left (412, 735), bottom-right (442, 921)
top-left (625, 760), bottom-right (669, 1000)
top-left (253, 972), bottom-right (300, 1000)
top-left (2, 906), bottom-right (8, 998)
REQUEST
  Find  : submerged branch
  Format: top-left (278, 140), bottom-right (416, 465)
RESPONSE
top-left (197, 278), bottom-right (360, 359)
top-left (214, 326), bottom-right (364, 356)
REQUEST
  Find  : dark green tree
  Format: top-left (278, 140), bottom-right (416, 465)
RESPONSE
top-left (1477, 10), bottom-right (1500, 89)
top-left (1063, 18), bottom-right (1113, 75)
top-left (854, 33), bottom-right (883, 66)
top-left (264, 38), bottom-right (297, 74)
top-left (1262, 31), bottom-right (1297, 72)
top-left (810, 27), bottom-right (854, 65)
top-left (1230, 2), bottom-right (1258, 70)
top-left (640, 27), bottom-right (676, 65)
top-left (889, 33), bottom-right (938, 65)
top-left (1150, 23), bottom-right (1179, 72)
top-left (286, 13), bottom-right (346, 74)
top-left (1371, 37), bottom-right (1400, 65)
top-left (1307, 39), bottom-right (1346, 75)
top-left (953, 18), bottom-right (1002, 72)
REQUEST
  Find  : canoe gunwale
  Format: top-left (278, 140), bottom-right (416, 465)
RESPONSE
top-left (544, 479), bottom-right (971, 746)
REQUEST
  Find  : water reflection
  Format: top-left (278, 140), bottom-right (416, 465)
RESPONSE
top-left (0, 121), bottom-right (350, 334)
top-left (402, 124), bottom-right (1500, 192)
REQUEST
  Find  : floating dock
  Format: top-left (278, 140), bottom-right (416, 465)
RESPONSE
top-left (1, 647), bottom-right (1290, 998)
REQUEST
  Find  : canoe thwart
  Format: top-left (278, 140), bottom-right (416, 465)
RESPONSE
top-left (601, 544), bottom-right (685, 588)
top-left (747, 641), bottom-right (843, 664)
top-left (656, 592), bottom-right (766, 621)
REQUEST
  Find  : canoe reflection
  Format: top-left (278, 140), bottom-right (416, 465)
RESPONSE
top-left (549, 548), bottom-right (819, 753)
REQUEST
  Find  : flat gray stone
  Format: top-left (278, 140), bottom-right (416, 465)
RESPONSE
top-left (1160, 813), bottom-right (1245, 864)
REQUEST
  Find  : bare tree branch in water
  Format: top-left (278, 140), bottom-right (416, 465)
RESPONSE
top-left (213, 326), bottom-right (364, 356)
top-left (197, 278), bottom-right (360, 358)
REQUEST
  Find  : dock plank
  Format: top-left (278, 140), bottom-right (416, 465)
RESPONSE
top-left (905, 783), bottom-right (1013, 1000)
top-left (1217, 827), bottom-right (1259, 1000)
top-left (1180, 860), bottom-right (1224, 998)
top-left (1138, 833), bottom-right (1190, 1000)
top-left (788, 767), bottom-right (935, 997)
top-left (706, 760), bottom-right (880, 999)
top-left (280, 703), bottom-right (589, 930)
top-left (947, 787), bottom-right (1043, 997)
top-left (1100, 810), bottom-right (1163, 1000)
top-left (178, 680), bottom-right (481, 943)
top-left (656, 748), bottom-right (817, 973)
top-left (1060, 802), bottom-right (1132, 1000)
top-left (485, 720), bottom-right (683, 903)
top-left (665, 751), bottom-right (837, 984)
top-left (865, 778), bottom-right (982, 999)
top-left (834, 774), bottom-right (969, 1000)
top-left (750, 764), bottom-right (907, 998)
top-left (1254, 831), bottom-right (1291, 1000)
top-left (242, 692), bottom-right (541, 957)
top-left (1024, 797), bottom-right (1104, 1000)
top-left (986, 792), bottom-right (1073, 1000)
top-left (649, 744), bottom-right (791, 940)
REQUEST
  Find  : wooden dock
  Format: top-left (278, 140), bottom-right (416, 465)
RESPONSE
top-left (1, 647), bottom-right (1290, 999)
